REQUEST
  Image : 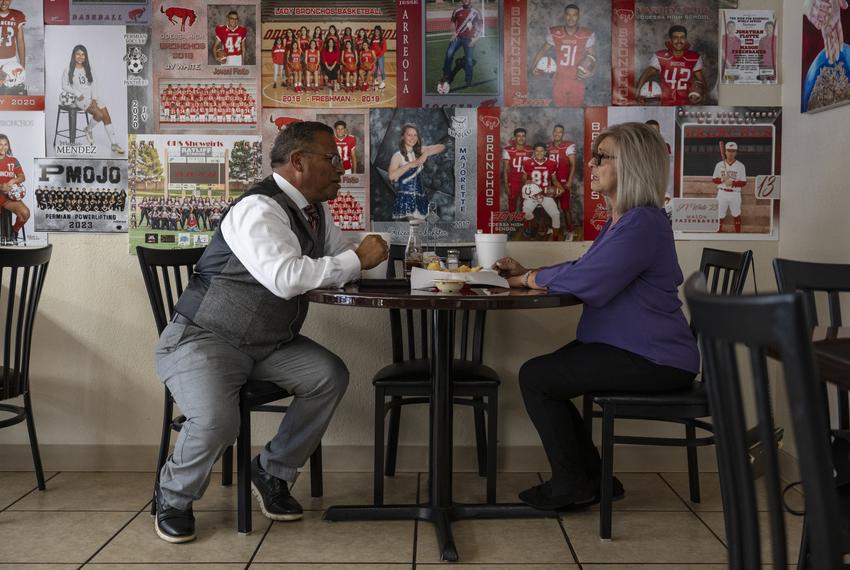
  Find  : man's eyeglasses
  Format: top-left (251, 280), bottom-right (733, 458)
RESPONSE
top-left (301, 151), bottom-right (342, 168)
top-left (591, 152), bottom-right (617, 165)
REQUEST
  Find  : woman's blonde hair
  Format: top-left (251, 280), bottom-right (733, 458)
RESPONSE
top-left (591, 122), bottom-right (668, 214)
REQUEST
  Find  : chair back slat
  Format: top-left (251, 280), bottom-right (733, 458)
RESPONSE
top-left (136, 246), bottom-right (205, 335)
top-left (699, 248), bottom-right (752, 296)
top-left (0, 246), bottom-right (52, 402)
top-left (686, 273), bottom-right (843, 569)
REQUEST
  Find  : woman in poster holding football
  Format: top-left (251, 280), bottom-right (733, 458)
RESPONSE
top-left (61, 45), bottom-right (125, 154)
top-left (388, 123), bottom-right (446, 220)
top-left (0, 134), bottom-right (30, 242)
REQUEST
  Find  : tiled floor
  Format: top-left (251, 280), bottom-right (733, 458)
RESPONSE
top-left (0, 470), bottom-right (803, 568)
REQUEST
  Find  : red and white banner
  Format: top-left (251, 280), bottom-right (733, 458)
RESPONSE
top-left (396, 0), bottom-right (422, 107)
top-left (611, 0), bottom-right (636, 106)
top-left (583, 107), bottom-right (609, 240)
top-left (502, 0), bottom-right (527, 107)
top-left (476, 106), bottom-right (500, 232)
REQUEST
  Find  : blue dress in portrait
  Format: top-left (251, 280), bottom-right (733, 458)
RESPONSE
top-left (392, 150), bottom-right (428, 219)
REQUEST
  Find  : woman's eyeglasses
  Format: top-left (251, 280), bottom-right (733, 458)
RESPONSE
top-left (591, 152), bottom-right (617, 165)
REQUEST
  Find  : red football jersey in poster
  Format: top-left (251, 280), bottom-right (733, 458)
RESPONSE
top-left (583, 107), bottom-right (609, 240)
top-left (477, 106), bottom-right (500, 232)
top-left (396, 0), bottom-right (422, 107)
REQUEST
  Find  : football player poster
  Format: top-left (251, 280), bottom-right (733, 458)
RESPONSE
top-left (674, 106), bottom-right (781, 239)
top-left (260, 1), bottom-right (399, 109)
top-left (480, 107), bottom-right (584, 242)
top-left (0, 0), bottom-right (45, 110)
top-left (370, 108), bottom-right (476, 244)
top-left (127, 134), bottom-right (262, 253)
top-left (33, 158), bottom-right (128, 233)
top-left (802, 0), bottom-right (850, 113)
top-left (424, 0), bottom-right (501, 107)
top-left (720, 10), bottom-right (777, 85)
top-left (612, 0), bottom-right (719, 107)
top-left (503, 0), bottom-right (610, 108)
top-left (44, 25), bottom-right (128, 159)
top-left (262, 109), bottom-right (370, 232)
top-left (0, 112), bottom-right (48, 246)
top-left (152, 0), bottom-right (259, 132)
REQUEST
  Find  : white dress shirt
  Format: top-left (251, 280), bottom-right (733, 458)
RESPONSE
top-left (221, 172), bottom-right (360, 300)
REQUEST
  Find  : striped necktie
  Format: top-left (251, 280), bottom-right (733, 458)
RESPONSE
top-left (303, 204), bottom-right (320, 232)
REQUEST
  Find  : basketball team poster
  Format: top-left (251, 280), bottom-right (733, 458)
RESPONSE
top-left (369, 108), bottom-right (477, 244)
top-left (801, 0), bottom-right (850, 113)
top-left (0, 0), bottom-right (45, 110)
top-left (152, 0), bottom-right (260, 132)
top-left (674, 106), bottom-right (781, 240)
top-left (0, 112), bottom-right (48, 247)
top-left (611, 0), bottom-right (719, 107)
top-left (262, 108), bottom-right (370, 232)
top-left (260, 1), bottom-right (400, 109)
top-left (127, 134), bottom-right (261, 252)
top-left (503, 0), bottom-right (611, 108)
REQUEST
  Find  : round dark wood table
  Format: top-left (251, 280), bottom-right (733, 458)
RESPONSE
top-left (307, 284), bottom-right (580, 562)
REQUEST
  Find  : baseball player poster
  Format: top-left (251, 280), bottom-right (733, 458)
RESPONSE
top-left (674, 106), bottom-right (781, 239)
top-left (33, 158), bottom-right (128, 233)
top-left (127, 134), bottom-right (262, 253)
top-left (424, 0), bottom-right (501, 107)
top-left (152, 0), bottom-right (259, 132)
top-left (369, 108), bottom-right (477, 244)
top-left (0, 0), bottom-right (45, 111)
top-left (612, 0), bottom-right (719, 107)
top-left (0, 112), bottom-right (48, 247)
top-left (479, 107), bottom-right (584, 242)
top-left (503, 0), bottom-right (610, 108)
top-left (260, 1), bottom-right (401, 109)
top-left (262, 109), bottom-right (370, 232)
top-left (580, 106), bottom-right (675, 241)
top-left (720, 10), bottom-right (777, 85)
top-left (802, 0), bottom-right (850, 113)
top-left (44, 25), bottom-right (129, 159)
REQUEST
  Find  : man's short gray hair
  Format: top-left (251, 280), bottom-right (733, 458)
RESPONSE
top-left (270, 121), bottom-right (334, 168)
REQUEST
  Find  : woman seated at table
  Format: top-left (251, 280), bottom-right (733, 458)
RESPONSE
top-left (494, 122), bottom-right (700, 510)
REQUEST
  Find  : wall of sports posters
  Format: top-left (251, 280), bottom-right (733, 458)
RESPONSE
top-left (0, 0), bottom-right (789, 251)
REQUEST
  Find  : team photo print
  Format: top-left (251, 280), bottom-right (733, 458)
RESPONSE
top-left (0, 0), bottom-right (45, 109)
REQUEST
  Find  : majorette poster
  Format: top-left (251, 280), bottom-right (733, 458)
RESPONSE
top-left (720, 10), bottom-right (777, 85)
top-left (802, 0), bottom-right (850, 113)
top-left (673, 106), bottom-right (781, 240)
top-left (503, 0), bottom-right (610, 108)
top-left (260, 1), bottom-right (420, 109)
top-left (0, 0), bottom-right (45, 111)
top-left (370, 108), bottom-right (476, 244)
top-left (611, 0), bottom-right (719, 107)
top-left (152, 0), bottom-right (260, 132)
top-left (262, 109), bottom-right (370, 232)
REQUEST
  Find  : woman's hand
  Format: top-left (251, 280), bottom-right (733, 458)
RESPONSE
top-left (493, 256), bottom-right (527, 278)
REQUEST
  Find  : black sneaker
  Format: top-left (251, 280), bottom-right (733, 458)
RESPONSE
top-left (154, 483), bottom-right (196, 543)
top-left (518, 480), bottom-right (597, 511)
top-left (250, 456), bottom-right (303, 521)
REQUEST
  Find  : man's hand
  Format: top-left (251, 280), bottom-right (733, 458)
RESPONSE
top-left (356, 234), bottom-right (389, 270)
top-left (492, 256), bottom-right (527, 277)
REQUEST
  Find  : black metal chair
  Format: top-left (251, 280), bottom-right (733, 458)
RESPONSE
top-left (583, 247), bottom-right (753, 539)
top-left (136, 245), bottom-right (323, 534)
top-left (773, 258), bottom-right (850, 568)
top-left (373, 244), bottom-right (499, 505)
top-left (685, 272), bottom-right (846, 569)
top-left (0, 245), bottom-right (52, 490)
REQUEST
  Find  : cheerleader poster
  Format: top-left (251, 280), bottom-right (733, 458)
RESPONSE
top-left (0, 0), bottom-right (45, 111)
top-left (0, 112), bottom-right (48, 247)
top-left (151, 0), bottom-right (259, 132)
top-left (370, 108), bottom-right (477, 244)
top-left (44, 25), bottom-right (129, 158)
top-left (262, 109), bottom-right (370, 232)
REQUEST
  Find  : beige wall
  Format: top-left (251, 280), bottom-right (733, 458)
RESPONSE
top-left (7, 0), bottom-right (828, 474)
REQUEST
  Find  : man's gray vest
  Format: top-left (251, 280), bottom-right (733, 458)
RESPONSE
top-left (174, 175), bottom-right (325, 359)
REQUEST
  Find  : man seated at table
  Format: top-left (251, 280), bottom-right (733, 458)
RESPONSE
top-left (153, 121), bottom-right (389, 543)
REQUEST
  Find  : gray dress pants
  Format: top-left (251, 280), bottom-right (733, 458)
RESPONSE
top-left (155, 320), bottom-right (349, 510)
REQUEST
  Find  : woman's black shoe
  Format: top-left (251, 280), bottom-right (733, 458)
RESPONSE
top-left (519, 477), bottom-right (626, 511)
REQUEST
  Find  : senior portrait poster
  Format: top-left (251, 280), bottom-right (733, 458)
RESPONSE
top-left (0, 0), bottom-right (45, 110)
top-left (802, 0), bottom-right (850, 113)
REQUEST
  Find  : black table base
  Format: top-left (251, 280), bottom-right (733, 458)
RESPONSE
top-left (324, 503), bottom-right (557, 562)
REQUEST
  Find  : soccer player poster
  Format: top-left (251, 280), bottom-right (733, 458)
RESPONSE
top-left (262, 109), bottom-right (370, 232)
top-left (44, 25), bottom-right (128, 159)
top-left (125, 24), bottom-right (153, 134)
top-left (369, 108), bottom-right (476, 244)
top-left (260, 1), bottom-right (400, 109)
top-left (0, 0), bottom-right (45, 111)
top-left (503, 0), bottom-right (610, 108)
top-left (0, 112), bottom-right (48, 246)
top-left (127, 134), bottom-right (262, 253)
top-left (424, 0), bottom-right (500, 107)
top-left (152, 0), bottom-right (259, 132)
top-left (580, 106), bottom-right (675, 241)
top-left (720, 10), bottom-right (777, 85)
top-left (674, 106), bottom-right (781, 239)
top-left (802, 0), bottom-right (850, 113)
top-left (612, 0), bottom-right (719, 107)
